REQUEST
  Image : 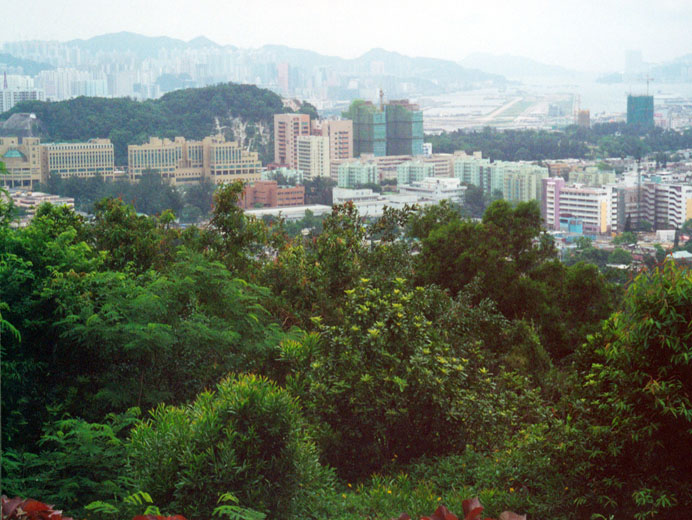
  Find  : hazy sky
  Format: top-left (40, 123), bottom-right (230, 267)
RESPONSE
top-left (5, 0), bottom-right (692, 71)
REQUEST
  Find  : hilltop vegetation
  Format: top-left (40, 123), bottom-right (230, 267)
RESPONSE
top-left (0, 83), bottom-right (313, 164)
top-left (427, 123), bottom-right (692, 161)
top-left (1, 184), bottom-right (691, 519)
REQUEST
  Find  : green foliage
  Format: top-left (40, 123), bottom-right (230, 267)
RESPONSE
top-left (128, 374), bottom-right (331, 520)
top-left (297, 102), bottom-right (319, 121)
top-left (285, 278), bottom-right (546, 480)
top-left (37, 172), bottom-right (184, 216)
top-left (213, 493), bottom-right (266, 520)
top-left (1, 204), bottom-right (100, 447)
top-left (2, 410), bottom-right (139, 519)
top-left (462, 184), bottom-right (491, 218)
top-left (3, 186), bottom-right (686, 520)
top-left (262, 209), bottom-right (325, 239)
top-left (303, 177), bottom-right (336, 206)
top-left (565, 263), bottom-right (692, 517)
top-left (90, 197), bottom-right (180, 273)
top-left (182, 179), bottom-right (216, 220)
top-left (48, 248), bottom-right (285, 416)
top-left (205, 182), bottom-right (268, 273)
top-left (259, 202), bottom-right (370, 327)
top-left (0, 301), bottom-right (20, 343)
top-left (607, 247), bottom-right (633, 265)
top-left (612, 231), bottom-right (638, 246)
top-left (86, 490), bottom-right (170, 518)
top-left (415, 200), bottom-right (613, 359)
top-left (426, 124), bottom-right (692, 162)
top-left (407, 200), bottom-right (464, 241)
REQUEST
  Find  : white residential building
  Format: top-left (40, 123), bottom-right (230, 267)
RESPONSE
top-left (297, 135), bottom-right (330, 180)
top-left (337, 161), bottom-right (379, 188)
top-left (1, 87), bottom-right (45, 112)
top-left (644, 183), bottom-right (692, 229)
top-left (397, 160), bottom-right (435, 185)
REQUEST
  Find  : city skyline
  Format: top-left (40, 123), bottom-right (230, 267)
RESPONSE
top-left (5, 0), bottom-right (692, 73)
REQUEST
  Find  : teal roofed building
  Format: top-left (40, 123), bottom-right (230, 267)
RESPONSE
top-left (3, 149), bottom-right (25, 159)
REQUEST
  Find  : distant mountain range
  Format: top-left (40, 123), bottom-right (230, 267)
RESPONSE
top-left (459, 53), bottom-right (579, 79)
top-left (0, 53), bottom-right (54, 76)
top-left (595, 54), bottom-right (692, 84)
top-left (66, 32), bottom-right (229, 58)
top-left (58, 32), bottom-right (504, 89)
top-left (650, 54), bottom-right (692, 82)
top-left (8, 32), bottom-right (689, 90)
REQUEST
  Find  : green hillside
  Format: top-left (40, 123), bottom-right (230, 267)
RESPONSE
top-left (1, 83), bottom-right (310, 165)
top-left (0, 53), bottom-right (55, 75)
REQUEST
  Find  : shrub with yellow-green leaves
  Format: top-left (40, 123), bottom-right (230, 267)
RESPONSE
top-left (283, 278), bottom-right (546, 480)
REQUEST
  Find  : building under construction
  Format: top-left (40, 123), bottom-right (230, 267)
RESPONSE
top-left (345, 96), bottom-right (423, 158)
top-left (385, 100), bottom-right (424, 156)
top-left (349, 101), bottom-right (386, 157)
top-left (627, 95), bottom-right (654, 128)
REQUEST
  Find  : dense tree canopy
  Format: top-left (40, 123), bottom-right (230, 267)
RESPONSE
top-left (426, 123), bottom-right (692, 161)
top-left (2, 188), bottom-right (691, 519)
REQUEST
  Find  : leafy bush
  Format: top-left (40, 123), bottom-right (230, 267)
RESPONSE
top-left (564, 262), bottom-right (692, 517)
top-left (1, 410), bottom-right (139, 519)
top-left (128, 374), bottom-right (332, 520)
top-left (46, 248), bottom-right (286, 418)
top-left (285, 278), bottom-right (546, 479)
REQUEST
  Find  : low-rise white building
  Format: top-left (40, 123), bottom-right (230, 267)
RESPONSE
top-left (244, 204), bottom-right (332, 221)
top-left (333, 182), bottom-right (463, 218)
top-left (398, 177), bottom-right (466, 204)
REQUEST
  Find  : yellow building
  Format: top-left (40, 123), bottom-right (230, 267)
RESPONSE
top-left (0, 137), bottom-right (43, 188)
top-left (42, 139), bottom-right (115, 180)
top-left (128, 135), bottom-right (261, 184)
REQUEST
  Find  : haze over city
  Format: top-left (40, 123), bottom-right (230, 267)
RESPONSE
top-left (7, 0), bottom-right (692, 71)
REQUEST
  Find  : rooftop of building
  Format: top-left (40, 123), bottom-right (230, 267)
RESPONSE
top-left (3, 149), bottom-right (24, 158)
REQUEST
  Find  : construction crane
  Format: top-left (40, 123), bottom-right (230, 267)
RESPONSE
top-left (573, 94), bottom-right (581, 124)
top-left (645, 74), bottom-right (654, 95)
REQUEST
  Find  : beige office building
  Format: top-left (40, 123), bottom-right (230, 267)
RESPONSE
top-left (128, 134), bottom-right (261, 184)
top-left (297, 135), bottom-right (330, 180)
top-left (0, 137), bottom-right (43, 188)
top-left (274, 113), bottom-right (311, 168)
top-left (42, 139), bottom-right (115, 180)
